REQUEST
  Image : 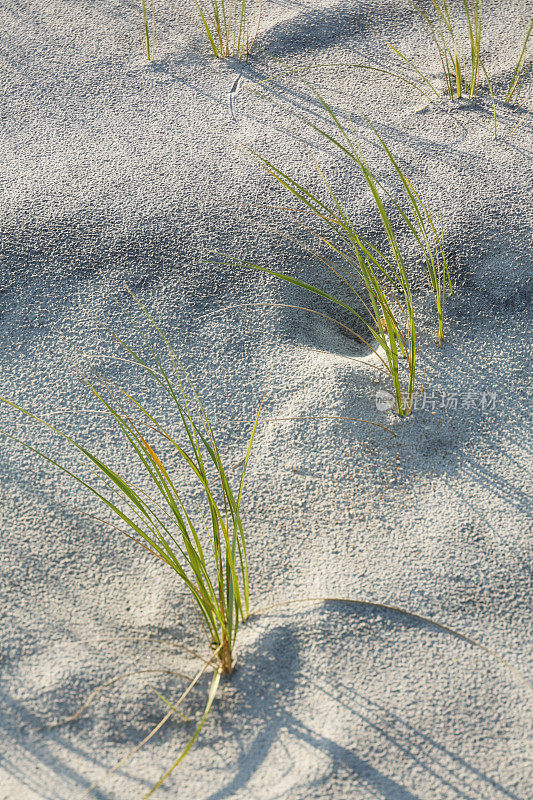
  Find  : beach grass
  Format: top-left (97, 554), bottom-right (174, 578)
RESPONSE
top-left (239, 160), bottom-right (418, 415)
top-left (240, 87), bottom-right (450, 415)
top-left (391, 1), bottom-right (483, 101)
top-left (0, 298), bottom-right (262, 676)
top-left (194, 0), bottom-right (260, 59)
top-left (0, 298), bottom-right (266, 790)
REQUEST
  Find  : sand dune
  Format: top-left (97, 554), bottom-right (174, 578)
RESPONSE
top-left (0, 1), bottom-right (531, 798)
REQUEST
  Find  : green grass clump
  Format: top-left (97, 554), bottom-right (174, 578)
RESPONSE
top-left (396, 0), bottom-right (483, 101)
top-left (194, 0), bottom-right (260, 59)
top-left (0, 299), bottom-right (264, 789)
top-left (239, 87), bottom-right (449, 416)
top-left (0, 301), bottom-right (261, 678)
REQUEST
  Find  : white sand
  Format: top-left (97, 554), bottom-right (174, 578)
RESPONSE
top-left (0, 1), bottom-right (532, 798)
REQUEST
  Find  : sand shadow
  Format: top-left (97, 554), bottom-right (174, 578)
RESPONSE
top-left (201, 601), bottom-right (526, 800)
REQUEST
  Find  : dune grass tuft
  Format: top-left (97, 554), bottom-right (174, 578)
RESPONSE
top-left (194, 0), bottom-right (260, 59)
top-left (390, 0), bottom-right (483, 102)
top-left (0, 298), bottom-right (262, 678)
top-left (0, 298), bottom-right (266, 790)
top-left (238, 86), bottom-right (449, 415)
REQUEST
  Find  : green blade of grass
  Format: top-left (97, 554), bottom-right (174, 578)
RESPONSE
top-left (505, 18), bottom-right (533, 103)
top-left (149, 687), bottom-right (191, 722)
top-left (142, 667), bottom-right (222, 799)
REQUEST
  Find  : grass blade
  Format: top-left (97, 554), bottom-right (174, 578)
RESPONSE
top-left (142, 668), bottom-right (222, 799)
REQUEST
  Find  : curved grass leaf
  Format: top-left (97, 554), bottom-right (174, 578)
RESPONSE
top-left (505, 18), bottom-right (533, 104)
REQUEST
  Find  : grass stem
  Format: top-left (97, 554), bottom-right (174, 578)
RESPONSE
top-left (505, 18), bottom-right (533, 104)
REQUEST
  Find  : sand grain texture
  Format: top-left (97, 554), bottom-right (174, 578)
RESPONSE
top-left (0, 1), bottom-right (532, 798)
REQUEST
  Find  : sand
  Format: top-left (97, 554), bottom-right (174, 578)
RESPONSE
top-left (0, 1), bottom-right (532, 798)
